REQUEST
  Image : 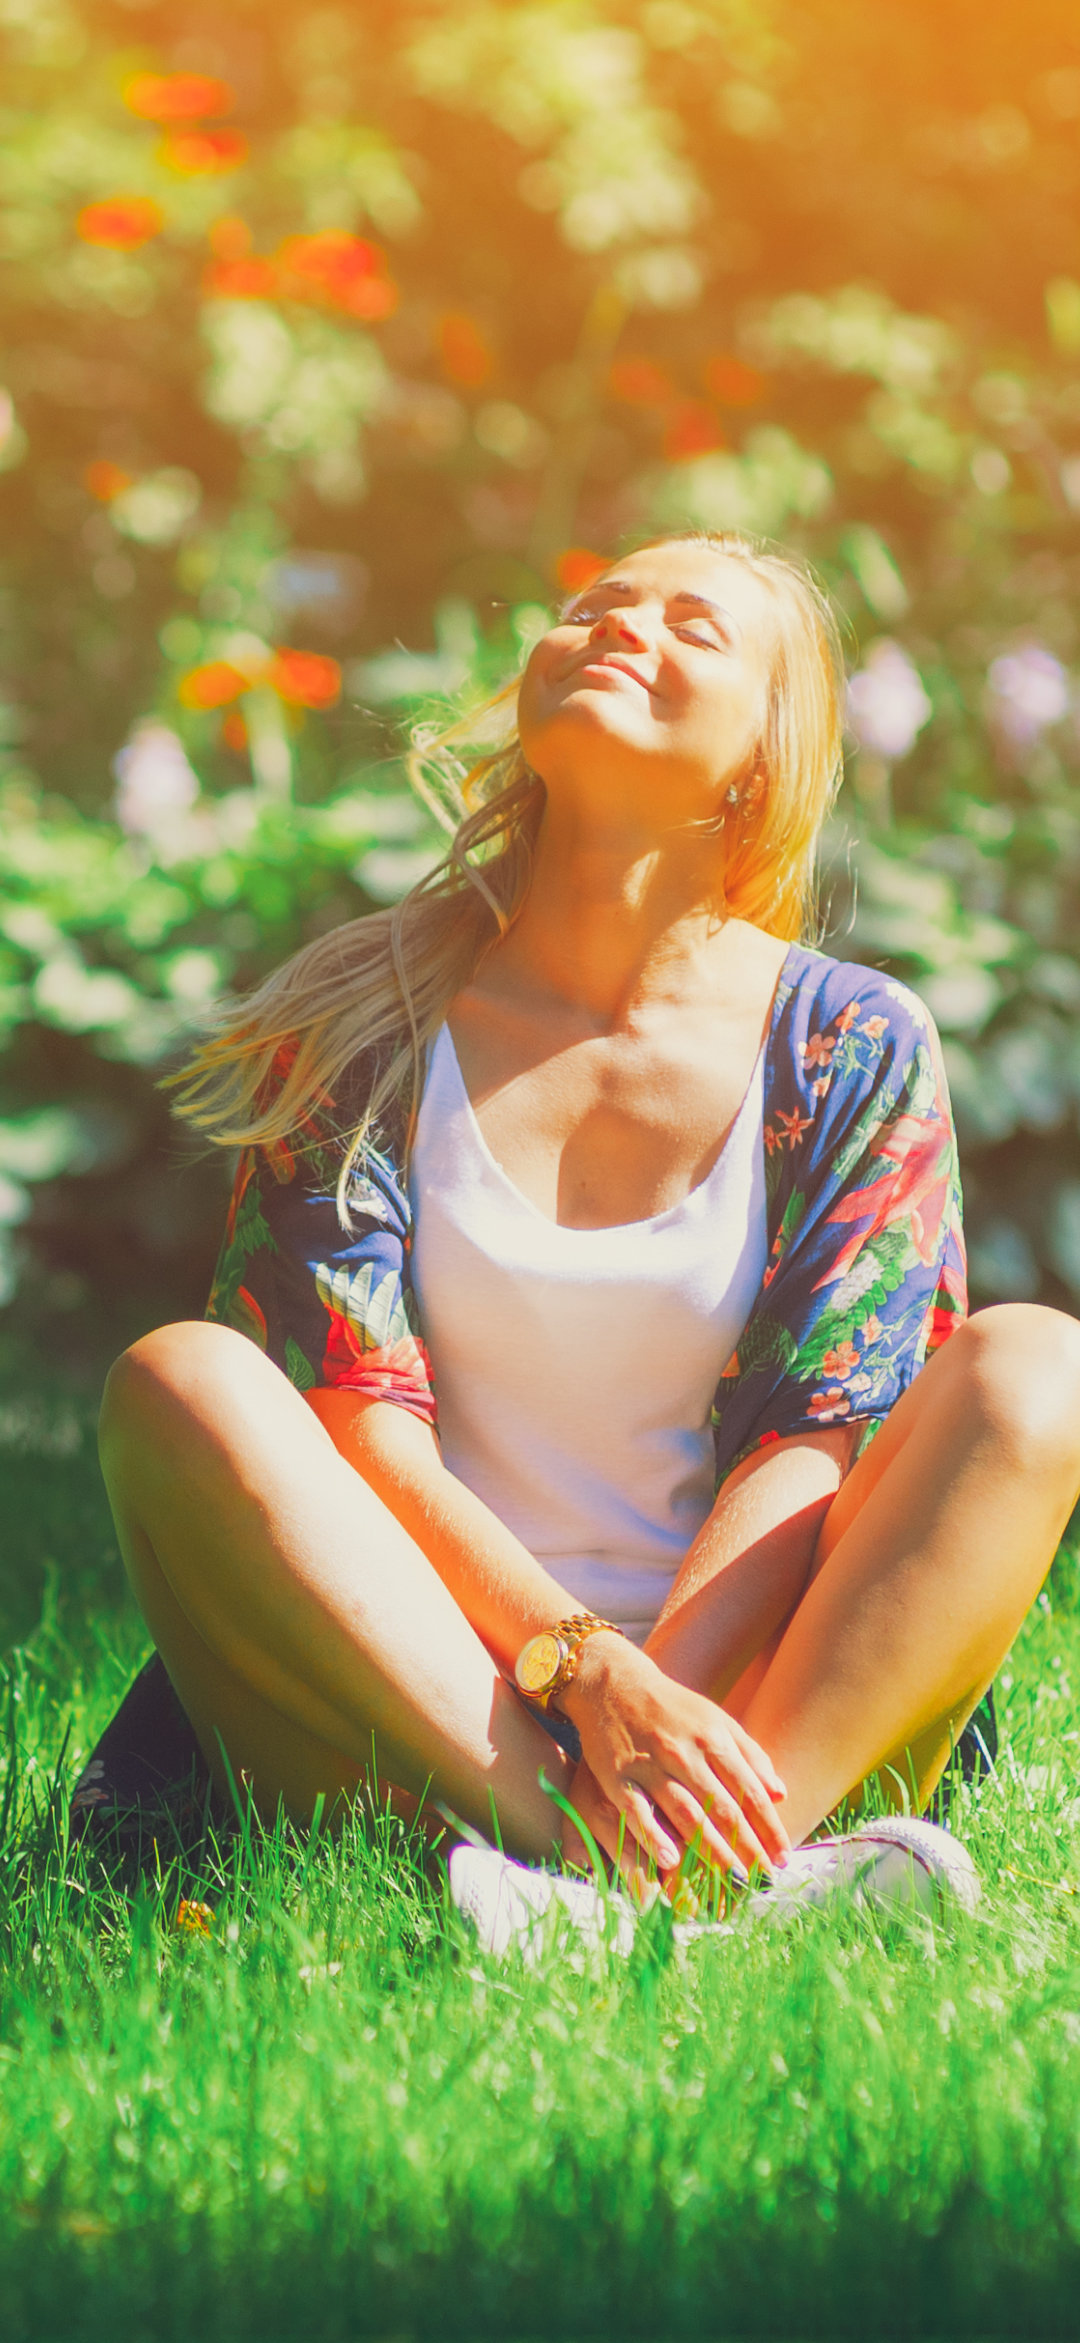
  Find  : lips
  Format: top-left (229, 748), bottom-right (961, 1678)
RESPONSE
top-left (571, 655), bottom-right (654, 693)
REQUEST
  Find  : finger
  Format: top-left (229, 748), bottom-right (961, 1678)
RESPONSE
top-left (725, 1718), bottom-right (787, 1802)
top-left (613, 1779), bottom-right (683, 1877)
top-left (701, 1749), bottom-right (791, 1860)
top-left (658, 1778), bottom-right (774, 1881)
top-left (563, 1774), bottom-right (675, 1883)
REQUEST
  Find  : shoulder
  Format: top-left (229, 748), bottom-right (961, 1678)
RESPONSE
top-left (773, 944), bottom-right (941, 1099)
top-left (765, 945), bottom-right (949, 1181)
top-left (775, 943), bottom-right (934, 1055)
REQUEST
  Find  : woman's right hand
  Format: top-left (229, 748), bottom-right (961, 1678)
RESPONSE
top-left (557, 1631), bottom-right (789, 1886)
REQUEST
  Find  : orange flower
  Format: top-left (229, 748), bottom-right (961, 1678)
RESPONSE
top-left (862, 1014), bottom-right (888, 1039)
top-left (861, 1313), bottom-right (884, 1344)
top-left (76, 196), bottom-right (164, 250)
top-left (836, 1000), bottom-right (862, 1034)
top-left (704, 354), bottom-right (768, 406)
top-left (775, 1106), bottom-right (814, 1150)
top-left (174, 1899), bottom-right (215, 1937)
top-left (608, 356), bottom-right (676, 406)
top-left (178, 660), bottom-right (251, 710)
top-left (222, 709), bottom-right (248, 753)
top-left (554, 548), bottom-right (607, 593)
top-left (437, 311), bottom-right (494, 388)
top-left (276, 232), bottom-right (398, 320)
top-left (123, 72), bottom-right (234, 122)
top-left (84, 460), bottom-right (133, 502)
top-left (822, 1340), bottom-right (861, 1378)
top-left (160, 128), bottom-right (248, 177)
top-left (268, 649), bottom-right (342, 709)
top-left (662, 400), bottom-right (727, 463)
top-left (204, 255), bottom-right (277, 299)
top-left (801, 1032), bottom-right (835, 1069)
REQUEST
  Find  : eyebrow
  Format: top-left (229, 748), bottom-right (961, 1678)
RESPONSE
top-left (563, 580), bottom-right (741, 635)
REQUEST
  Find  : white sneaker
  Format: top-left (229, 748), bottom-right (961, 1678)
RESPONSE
top-left (449, 1815), bottom-right (979, 1964)
top-left (748, 1813), bottom-right (981, 1925)
top-left (448, 1843), bottom-right (638, 1964)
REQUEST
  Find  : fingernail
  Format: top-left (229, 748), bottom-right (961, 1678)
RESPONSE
top-left (658, 1838), bottom-right (680, 1871)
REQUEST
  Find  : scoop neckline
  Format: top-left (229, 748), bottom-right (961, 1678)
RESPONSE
top-left (430, 940), bottom-right (795, 1237)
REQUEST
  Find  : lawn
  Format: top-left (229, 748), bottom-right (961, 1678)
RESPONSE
top-left (3, 1348), bottom-right (1080, 2342)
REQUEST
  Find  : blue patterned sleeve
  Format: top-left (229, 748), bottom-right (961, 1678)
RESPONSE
top-left (710, 955), bottom-right (967, 1482)
top-left (204, 1091), bottom-right (436, 1424)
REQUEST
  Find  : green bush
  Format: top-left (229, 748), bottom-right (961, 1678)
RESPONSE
top-left (5, 0), bottom-right (1080, 1336)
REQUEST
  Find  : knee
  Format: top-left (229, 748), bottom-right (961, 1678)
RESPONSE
top-left (99, 1320), bottom-right (262, 1462)
top-left (947, 1304), bottom-right (1080, 1476)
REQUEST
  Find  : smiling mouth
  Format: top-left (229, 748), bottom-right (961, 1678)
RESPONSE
top-left (571, 658), bottom-right (653, 692)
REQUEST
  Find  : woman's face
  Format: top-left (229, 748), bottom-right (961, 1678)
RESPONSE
top-left (518, 542), bottom-right (775, 828)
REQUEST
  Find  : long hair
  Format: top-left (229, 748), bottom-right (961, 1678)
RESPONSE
top-left (170, 531), bottom-right (845, 1205)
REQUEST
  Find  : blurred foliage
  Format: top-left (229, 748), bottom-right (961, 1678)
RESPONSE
top-left (5, 0), bottom-right (1080, 1338)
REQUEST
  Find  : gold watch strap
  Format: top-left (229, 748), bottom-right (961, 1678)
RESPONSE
top-left (543, 1613), bottom-right (623, 1713)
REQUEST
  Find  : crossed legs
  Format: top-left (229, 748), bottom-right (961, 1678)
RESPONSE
top-left (98, 1305), bottom-right (1080, 1860)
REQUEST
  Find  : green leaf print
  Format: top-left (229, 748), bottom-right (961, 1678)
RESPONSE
top-left (285, 1338), bottom-right (317, 1392)
top-left (315, 1260), bottom-right (412, 1351)
top-left (795, 1228), bottom-right (915, 1378)
top-left (830, 1081), bottom-right (899, 1187)
top-left (732, 1315), bottom-right (800, 1381)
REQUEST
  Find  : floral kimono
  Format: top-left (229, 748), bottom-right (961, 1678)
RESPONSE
top-left (71, 943), bottom-right (993, 1858)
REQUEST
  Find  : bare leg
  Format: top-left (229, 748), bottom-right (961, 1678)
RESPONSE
top-left (97, 1322), bottom-right (570, 1856)
top-left (731, 1306), bottom-right (1080, 1843)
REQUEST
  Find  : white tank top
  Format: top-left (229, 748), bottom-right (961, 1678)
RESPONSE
top-left (408, 1025), bottom-right (768, 1643)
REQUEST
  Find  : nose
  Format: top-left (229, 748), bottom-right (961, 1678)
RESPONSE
top-left (589, 607), bottom-right (647, 651)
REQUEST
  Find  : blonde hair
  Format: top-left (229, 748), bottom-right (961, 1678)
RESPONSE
top-left (171, 531), bottom-right (845, 1197)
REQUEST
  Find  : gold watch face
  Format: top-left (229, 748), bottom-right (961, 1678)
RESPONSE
top-left (515, 1632), bottom-right (567, 1697)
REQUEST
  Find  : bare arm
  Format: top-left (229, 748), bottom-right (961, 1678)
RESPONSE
top-left (306, 1387), bottom-right (594, 1676)
top-left (646, 1423), bottom-right (858, 1702)
top-left (307, 1387), bottom-right (790, 1879)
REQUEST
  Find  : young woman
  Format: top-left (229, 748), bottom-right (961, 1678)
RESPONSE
top-left (81, 531), bottom-right (1080, 1911)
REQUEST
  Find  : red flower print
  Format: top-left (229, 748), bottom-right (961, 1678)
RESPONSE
top-left (801, 1032), bottom-right (835, 1069)
top-left (815, 1108), bottom-right (954, 1290)
top-left (808, 1388), bottom-right (851, 1421)
top-left (821, 1340), bottom-right (860, 1378)
top-left (232, 1285), bottom-right (267, 1350)
top-left (776, 1107), bottom-right (814, 1151)
top-left (321, 1314), bottom-right (437, 1422)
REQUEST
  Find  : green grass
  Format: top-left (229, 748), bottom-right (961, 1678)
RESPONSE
top-left (4, 1358), bottom-right (1080, 2340)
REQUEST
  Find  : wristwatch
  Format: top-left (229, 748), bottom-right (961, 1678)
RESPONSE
top-left (514, 1612), bottom-right (623, 1714)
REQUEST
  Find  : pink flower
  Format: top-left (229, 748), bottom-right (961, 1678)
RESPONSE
top-left (861, 1313), bottom-right (884, 1344)
top-left (808, 1388), bottom-right (851, 1421)
top-left (847, 641), bottom-right (931, 760)
top-left (862, 1014), bottom-right (888, 1039)
top-left (802, 1032), bottom-right (835, 1069)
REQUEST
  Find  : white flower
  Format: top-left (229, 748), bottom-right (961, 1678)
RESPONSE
top-left (847, 640), bottom-right (932, 761)
top-left (987, 645), bottom-right (1069, 746)
top-left (113, 723), bottom-right (200, 838)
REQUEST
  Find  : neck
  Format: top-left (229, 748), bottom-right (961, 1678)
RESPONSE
top-left (498, 796), bottom-right (728, 1026)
